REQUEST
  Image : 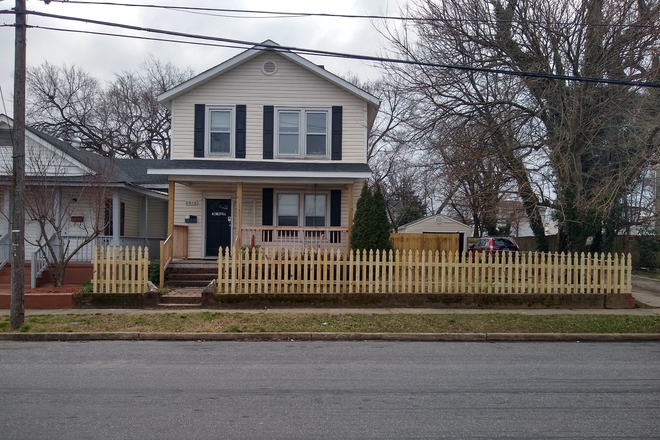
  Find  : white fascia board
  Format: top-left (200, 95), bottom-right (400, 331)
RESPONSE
top-left (26, 131), bottom-right (95, 175)
top-left (157, 40), bottom-right (381, 110)
top-left (276, 50), bottom-right (380, 107)
top-left (125, 183), bottom-right (169, 200)
top-left (2, 114), bottom-right (95, 174)
top-left (157, 44), bottom-right (269, 110)
top-left (148, 168), bottom-right (371, 180)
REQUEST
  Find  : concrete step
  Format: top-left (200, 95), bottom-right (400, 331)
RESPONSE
top-left (160, 295), bottom-right (203, 304)
top-left (156, 303), bottom-right (202, 309)
top-left (167, 273), bottom-right (216, 281)
top-left (166, 280), bottom-right (214, 288)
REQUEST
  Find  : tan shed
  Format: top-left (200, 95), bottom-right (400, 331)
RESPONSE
top-left (396, 214), bottom-right (472, 253)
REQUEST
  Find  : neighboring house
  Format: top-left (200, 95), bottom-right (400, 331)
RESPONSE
top-left (397, 214), bottom-right (472, 253)
top-left (150, 41), bottom-right (380, 258)
top-left (0, 114), bottom-right (168, 286)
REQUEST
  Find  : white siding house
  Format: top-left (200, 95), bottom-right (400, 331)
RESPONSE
top-left (151, 41), bottom-right (379, 258)
top-left (0, 115), bottom-right (169, 281)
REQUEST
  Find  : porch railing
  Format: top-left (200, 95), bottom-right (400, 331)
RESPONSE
top-left (240, 225), bottom-right (349, 252)
top-left (28, 235), bottom-right (164, 288)
top-left (217, 249), bottom-right (633, 295)
top-left (159, 225), bottom-right (188, 287)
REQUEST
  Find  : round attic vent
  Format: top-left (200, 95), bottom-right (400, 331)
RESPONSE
top-left (435, 216), bottom-right (444, 224)
top-left (262, 60), bottom-right (277, 75)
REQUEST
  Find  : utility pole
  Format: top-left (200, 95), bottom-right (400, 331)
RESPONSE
top-left (10, 0), bottom-right (26, 330)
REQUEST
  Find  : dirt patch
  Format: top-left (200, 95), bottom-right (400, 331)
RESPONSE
top-left (26, 284), bottom-right (83, 294)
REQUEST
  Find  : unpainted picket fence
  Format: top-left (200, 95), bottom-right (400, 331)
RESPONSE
top-left (92, 246), bottom-right (149, 293)
top-left (217, 248), bottom-right (632, 295)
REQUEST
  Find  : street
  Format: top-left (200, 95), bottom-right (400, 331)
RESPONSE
top-left (1, 341), bottom-right (659, 439)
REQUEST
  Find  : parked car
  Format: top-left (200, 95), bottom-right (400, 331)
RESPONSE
top-left (468, 236), bottom-right (519, 258)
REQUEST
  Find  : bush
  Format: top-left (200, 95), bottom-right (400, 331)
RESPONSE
top-left (350, 183), bottom-right (393, 252)
top-left (149, 259), bottom-right (170, 284)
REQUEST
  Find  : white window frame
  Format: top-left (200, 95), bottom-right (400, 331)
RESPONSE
top-left (275, 191), bottom-right (329, 227)
top-left (275, 107), bottom-right (331, 159)
top-left (205, 105), bottom-right (235, 157)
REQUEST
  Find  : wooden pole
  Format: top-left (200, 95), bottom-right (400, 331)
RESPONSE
top-left (10, 0), bottom-right (26, 330)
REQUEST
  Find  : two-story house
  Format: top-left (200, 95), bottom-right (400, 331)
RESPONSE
top-left (151, 41), bottom-right (380, 258)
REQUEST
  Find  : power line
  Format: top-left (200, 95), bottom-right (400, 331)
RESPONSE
top-left (41, 0), bottom-right (660, 29)
top-left (4, 9), bottom-right (660, 88)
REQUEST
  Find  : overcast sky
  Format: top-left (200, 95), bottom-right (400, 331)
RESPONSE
top-left (0, 0), bottom-right (402, 118)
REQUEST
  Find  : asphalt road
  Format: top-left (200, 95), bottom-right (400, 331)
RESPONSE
top-left (1, 341), bottom-right (659, 439)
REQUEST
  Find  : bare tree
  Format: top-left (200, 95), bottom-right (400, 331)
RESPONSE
top-left (27, 56), bottom-right (194, 159)
top-left (0, 138), bottom-right (114, 286)
top-left (380, 0), bottom-right (660, 252)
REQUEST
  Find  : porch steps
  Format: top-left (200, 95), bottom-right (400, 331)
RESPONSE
top-left (166, 260), bottom-right (217, 288)
top-left (0, 264), bottom-right (47, 293)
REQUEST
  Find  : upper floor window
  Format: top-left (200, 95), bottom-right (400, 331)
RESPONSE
top-left (207, 106), bottom-right (234, 156)
top-left (276, 108), bottom-right (330, 158)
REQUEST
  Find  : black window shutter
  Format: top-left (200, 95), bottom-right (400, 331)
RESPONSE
top-left (330, 190), bottom-right (341, 226)
top-left (235, 105), bottom-right (246, 159)
top-left (263, 106), bottom-right (274, 159)
top-left (194, 104), bottom-right (205, 158)
top-left (330, 189), bottom-right (342, 243)
top-left (262, 188), bottom-right (274, 242)
top-left (331, 106), bottom-right (342, 161)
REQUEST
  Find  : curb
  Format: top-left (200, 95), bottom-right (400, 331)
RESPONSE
top-left (0, 332), bottom-right (658, 342)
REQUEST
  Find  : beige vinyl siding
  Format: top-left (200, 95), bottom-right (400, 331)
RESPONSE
top-left (399, 216), bottom-right (472, 235)
top-left (120, 190), bottom-right (140, 237)
top-left (170, 52), bottom-right (368, 163)
top-left (146, 199), bottom-right (168, 238)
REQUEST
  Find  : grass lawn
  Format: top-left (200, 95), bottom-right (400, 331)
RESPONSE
top-left (1, 313), bottom-right (659, 334)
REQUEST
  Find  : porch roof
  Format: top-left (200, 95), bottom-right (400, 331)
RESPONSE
top-left (147, 160), bottom-right (371, 180)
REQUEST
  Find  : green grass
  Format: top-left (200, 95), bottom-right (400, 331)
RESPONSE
top-left (0, 313), bottom-right (658, 334)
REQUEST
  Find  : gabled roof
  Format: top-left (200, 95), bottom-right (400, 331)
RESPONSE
top-left (399, 214), bottom-right (471, 231)
top-left (157, 40), bottom-right (380, 127)
top-left (0, 114), bottom-right (169, 188)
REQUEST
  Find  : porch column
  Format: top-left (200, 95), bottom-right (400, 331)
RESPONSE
top-left (140, 195), bottom-right (148, 238)
top-left (168, 181), bottom-right (175, 237)
top-left (236, 182), bottom-right (243, 249)
top-left (347, 183), bottom-right (354, 252)
top-left (54, 189), bottom-right (62, 231)
top-left (112, 189), bottom-right (120, 246)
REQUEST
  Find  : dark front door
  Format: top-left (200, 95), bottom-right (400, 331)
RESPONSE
top-left (206, 199), bottom-right (232, 257)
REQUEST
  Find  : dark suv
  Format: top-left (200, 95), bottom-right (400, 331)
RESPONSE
top-left (468, 236), bottom-right (519, 255)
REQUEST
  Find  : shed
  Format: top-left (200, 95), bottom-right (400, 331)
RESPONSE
top-left (397, 214), bottom-right (472, 253)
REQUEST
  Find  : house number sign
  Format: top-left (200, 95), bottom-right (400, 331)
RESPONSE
top-left (185, 200), bottom-right (199, 206)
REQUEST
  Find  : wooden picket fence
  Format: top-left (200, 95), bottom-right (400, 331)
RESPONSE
top-left (217, 248), bottom-right (632, 294)
top-left (92, 246), bottom-right (150, 293)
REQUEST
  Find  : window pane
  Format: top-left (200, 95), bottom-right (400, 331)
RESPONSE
top-left (278, 194), bottom-right (299, 226)
top-left (279, 134), bottom-right (299, 155)
top-left (307, 112), bottom-right (326, 134)
top-left (210, 110), bottom-right (230, 131)
top-left (210, 133), bottom-right (230, 153)
top-left (279, 112), bottom-right (299, 133)
top-left (305, 194), bottom-right (326, 226)
top-left (306, 134), bottom-right (326, 155)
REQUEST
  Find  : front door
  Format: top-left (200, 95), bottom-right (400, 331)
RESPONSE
top-left (206, 199), bottom-right (232, 257)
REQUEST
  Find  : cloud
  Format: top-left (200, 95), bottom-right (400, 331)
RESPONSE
top-left (0, 0), bottom-right (396, 117)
